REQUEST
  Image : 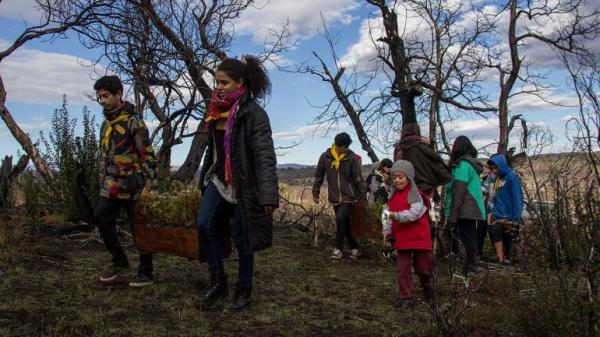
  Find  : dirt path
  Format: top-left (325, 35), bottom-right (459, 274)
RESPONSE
top-left (0, 223), bottom-right (523, 337)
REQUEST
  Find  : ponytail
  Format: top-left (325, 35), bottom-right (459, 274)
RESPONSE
top-left (217, 55), bottom-right (271, 99)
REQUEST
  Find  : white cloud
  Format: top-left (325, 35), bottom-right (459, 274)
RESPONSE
top-left (273, 122), bottom-right (349, 141)
top-left (0, 39), bottom-right (102, 105)
top-left (509, 92), bottom-right (579, 112)
top-left (0, 116), bottom-right (49, 139)
top-left (0, 0), bottom-right (43, 23)
top-left (340, 1), bottom-right (599, 76)
top-left (561, 114), bottom-right (576, 122)
top-left (235, 0), bottom-right (360, 43)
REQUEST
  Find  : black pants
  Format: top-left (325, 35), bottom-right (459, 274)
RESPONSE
top-left (334, 203), bottom-right (358, 250)
top-left (457, 218), bottom-right (478, 269)
top-left (94, 196), bottom-right (153, 276)
top-left (477, 221), bottom-right (489, 257)
top-left (449, 223), bottom-right (460, 255)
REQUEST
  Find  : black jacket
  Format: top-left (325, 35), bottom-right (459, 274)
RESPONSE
top-left (312, 148), bottom-right (366, 204)
top-left (397, 141), bottom-right (452, 192)
top-left (199, 93), bottom-right (279, 253)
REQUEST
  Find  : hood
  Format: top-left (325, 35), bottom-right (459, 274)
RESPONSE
top-left (104, 101), bottom-right (136, 121)
top-left (325, 148), bottom-right (355, 161)
top-left (489, 154), bottom-right (511, 177)
top-left (453, 154), bottom-right (484, 174)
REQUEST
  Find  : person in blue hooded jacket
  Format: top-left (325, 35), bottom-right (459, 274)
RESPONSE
top-left (487, 154), bottom-right (524, 264)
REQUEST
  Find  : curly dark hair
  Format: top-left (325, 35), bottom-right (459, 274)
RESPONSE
top-left (379, 158), bottom-right (393, 169)
top-left (334, 132), bottom-right (352, 148)
top-left (93, 75), bottom-right (123, 95)
top-left (217, 56), bottom-right (271, 99)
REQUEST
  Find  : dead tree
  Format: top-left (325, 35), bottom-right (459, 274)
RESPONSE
top-left (58, 0), bottom-right (290, 181)
top-left (488, 0), bottom-right (600, 153)
top-left (407, 0), bottom-right (497, 151)
top-left (0, 155), bottom-right (29, 211)
top-left (0, 0), bottom-right (111, 183)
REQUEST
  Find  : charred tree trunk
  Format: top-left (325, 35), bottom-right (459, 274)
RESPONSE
top-left (0, 155), bottom-right (29, 210)
top-left (173, 121), bottom-right (208, 181)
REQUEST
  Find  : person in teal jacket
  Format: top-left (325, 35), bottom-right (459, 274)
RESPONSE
top-left (445, 136), bottom-right (486, 275)
top-left (487, 153), bottom-right (523, 264)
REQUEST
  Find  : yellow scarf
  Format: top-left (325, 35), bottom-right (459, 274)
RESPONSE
top-left (204, 111), bottom-right (229, 123)
top-left (101, 114), bottom-right (129, 149)
top-left (330, 143), bottom-right (346, 170)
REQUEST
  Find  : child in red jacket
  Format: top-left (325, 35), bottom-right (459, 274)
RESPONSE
top-left (382, 160), bottom-right (434, 307)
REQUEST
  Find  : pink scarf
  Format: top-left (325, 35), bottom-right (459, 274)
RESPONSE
top-left (206, 86), bottom-right (246, 185)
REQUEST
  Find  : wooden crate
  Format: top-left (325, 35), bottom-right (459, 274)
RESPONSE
top-left (133, 204), bottom-right (231, 261)
top-left (351, 199), bottom-right (379, 239)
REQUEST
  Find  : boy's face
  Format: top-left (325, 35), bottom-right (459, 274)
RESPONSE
top-left (334, 144), bottom-right (349, 155)
top-left (392, 171), bottom-right (409, 190)
top-left (96, 89), bottom-right (122, 111)
top-left (489, 164), bottom-right (499, 176)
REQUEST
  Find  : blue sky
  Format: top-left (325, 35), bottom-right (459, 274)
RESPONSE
top-left (0, 0), bottom-right (586, 166)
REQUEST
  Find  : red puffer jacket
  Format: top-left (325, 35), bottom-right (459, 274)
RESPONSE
top-left (388, 188), bottom-right (432, 251)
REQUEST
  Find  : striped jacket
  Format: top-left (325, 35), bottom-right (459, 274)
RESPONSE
top-left (99, 102), bottom-right (157, 199)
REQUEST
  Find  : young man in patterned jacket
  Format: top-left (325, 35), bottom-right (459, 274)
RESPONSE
top-left (93, 75), bottom-right (158, 287)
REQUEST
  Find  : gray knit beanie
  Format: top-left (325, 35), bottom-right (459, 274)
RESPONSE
top-left (390, 160), bottom-right (421, 204)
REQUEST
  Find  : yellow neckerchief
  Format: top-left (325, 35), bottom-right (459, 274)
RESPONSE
top-left (379, 169), bottom-right (390, 181)
top-left (101, 114), bottom-right (130, 149)
top-left (205, 111), bottom-right (230, 123)
top-left (330, 143), bottom-right (346, 170)
top-left (492, 175), bottom-right (501, 197)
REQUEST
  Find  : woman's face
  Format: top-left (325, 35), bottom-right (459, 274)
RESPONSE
top-left (392, 171), bottom-right (409, 190)
top-left (382, 166), bottom-right (391, 175)
top-left (215, 70), bottom-right (243, 96)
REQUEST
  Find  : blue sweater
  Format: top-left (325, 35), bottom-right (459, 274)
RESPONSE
top-left (489, 154), bottom-right (523, 222)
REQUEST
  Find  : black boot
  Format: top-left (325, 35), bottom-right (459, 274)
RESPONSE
top-left (195, 275), bottom-right (228, 310)
top-left (225, 283), bottom-right (252, 311)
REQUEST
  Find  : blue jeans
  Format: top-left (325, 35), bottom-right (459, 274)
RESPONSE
top-left (196, 182), bottom-right (254, 287)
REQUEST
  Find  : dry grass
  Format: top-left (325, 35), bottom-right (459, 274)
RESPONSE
top-left (0, 220), bottom-right (538, 337)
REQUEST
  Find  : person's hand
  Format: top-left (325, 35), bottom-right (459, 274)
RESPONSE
top-left (263, 205), bottom-right (276, 214)
top-left (313, 196), bottom-right (320, 204)
top-left (420, 137), bottom-right (431, 145)
top-left (382, 209), bottom-right (391, 224)
top-left (383, 233), bottom-right (390, 246)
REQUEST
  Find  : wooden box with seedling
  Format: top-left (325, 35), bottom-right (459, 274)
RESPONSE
top-left (134, 180), bottom-right (230, 260)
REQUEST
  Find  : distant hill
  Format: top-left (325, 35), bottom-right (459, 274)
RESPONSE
top-left (277, 163), bottom-right (313, 169)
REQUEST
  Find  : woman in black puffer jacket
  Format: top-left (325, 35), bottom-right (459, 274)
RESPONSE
top-left (195, 56), bottom-right (279, 311)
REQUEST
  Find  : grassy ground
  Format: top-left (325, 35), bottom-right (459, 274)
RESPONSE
top-left (0, 220), bottom-right (529, 337)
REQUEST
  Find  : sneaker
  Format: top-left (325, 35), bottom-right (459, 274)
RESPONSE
top-left (331, 249), bottom-right (343, 260)
top-left (129, 273), bottom-right (154, 288)
top-left (350, 249), bottom-right (361, 260)
top-left (99, 264), bottom-right (127, 282)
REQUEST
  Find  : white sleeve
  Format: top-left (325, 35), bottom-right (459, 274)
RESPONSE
top-left (394, 199), bottom-right (427, 223)
top-left (381, 206), bottom-right (392, 235)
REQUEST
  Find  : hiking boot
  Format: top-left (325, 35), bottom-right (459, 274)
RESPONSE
top-left (423, 288), bottom-right (434, 301)
top-left (129, 273), bottom-right (154, 288)
top-left (349, 249), bottom-right (362, 260)
top-left (331, 249), bottom-right (343, 260)
top-left (195, 277), bottom-right (228, 310)
top-left (500, 258), bottom-right (512, 266)
top-left (225, 283), bottom-right (252, 311)
top-left (395, 298), bottom-right (414, 308)
top-left (464, 264), bottom-right (479, 276)
top-left (99, 264), bottom-right (127, 282)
